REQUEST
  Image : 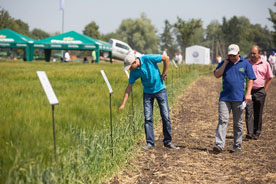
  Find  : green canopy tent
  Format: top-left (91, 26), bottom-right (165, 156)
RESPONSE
top-left (82, 34), bottom-right (113, 62)
top-left (0, 28), bottom-right (35, 61)
top-left (88, 37), bottom-right (112, 59)
top-left (34, 31), bottom-right (112, 63)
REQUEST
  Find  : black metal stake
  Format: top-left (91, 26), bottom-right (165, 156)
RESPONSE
top-left (52, 105), bottom-right (57, 161)
top-left (109, 94), bottom-right (113, 157)
top-left (131, 91), bottom-right (135, 136)
top-left (172, 66), bottom-right (174, 96)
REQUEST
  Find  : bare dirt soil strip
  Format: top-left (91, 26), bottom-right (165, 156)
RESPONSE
top-left (108, 76), bottom-right (276, 184)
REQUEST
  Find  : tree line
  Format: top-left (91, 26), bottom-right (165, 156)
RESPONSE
top-left (1, 2), bottom-right (276, 60)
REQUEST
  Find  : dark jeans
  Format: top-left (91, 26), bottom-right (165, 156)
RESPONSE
top-left (245, 87), bottom-right (266, 137)
top-left (143, 89), bottom-right (172, 146)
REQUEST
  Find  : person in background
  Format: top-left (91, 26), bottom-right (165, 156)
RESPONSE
top-left (83, 57), bottom-right (88, 63)
top-left (245, 45), bottom-right (273, 140)
top-left (268, 51), bottom-right (276, 76)
top-left (213, 44), bottom-right (256, 154)
top-left (178, 52), bottom-right (183, 64)
top-left (216, 56), bottom-right (222, 63)
top-left (119, 52), bottom-right (179, 150)
top-left (91, 50), bottom-right (96, 63)
top-left (162, 48), bottom-right (168, 56)
top-left (174, 52), bottom-right (179, 63)
top-left (260, 51), bottom-right (268, 62)
top-left (64, 50), bottom-right (71, 62)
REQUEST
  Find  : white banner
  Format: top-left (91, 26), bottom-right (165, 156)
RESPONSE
top-left (60, 0), bottom-right (64, 11)
top-left (37, 71), bottom-right (59, 105)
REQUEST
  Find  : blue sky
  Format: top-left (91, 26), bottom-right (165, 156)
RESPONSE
top-left (0, 0), bottom-right (275, 35)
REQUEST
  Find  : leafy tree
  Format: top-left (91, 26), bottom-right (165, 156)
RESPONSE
top-left (14, 19), bottom-right (30, 36)
top-left (101, 32), bottom-right (121, 42)
top-left (268, 1), bottom-right (276, 46)
top-left (221, 16), bottom-right (274, 55)
top-left (0, 8), bottom-right (32, 37)
top-left (83, 21), bottom-right (100, 39)
top-left (159, 19), bottom-right (178, 58)
top-left (116, 13), bottom-right (159, 54)
top-left (173, 17), bottom-right (203, 55)
top-left (0, 8), bottom-right (16, 30)
top-left (31, 28), bottom-right (50, 40)
top-left (205, 20), bottom-right (226, 59)
top-left (250, 24), bottom-right (274, 50)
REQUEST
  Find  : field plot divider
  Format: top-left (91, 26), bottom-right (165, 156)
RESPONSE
top-left (100, 70), bottom-right (114, 157)
top-left (36, 71), bottom-right (59, 161)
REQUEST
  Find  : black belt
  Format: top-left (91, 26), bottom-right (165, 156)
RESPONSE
top-left (252, 87), bottom-right (264, 92)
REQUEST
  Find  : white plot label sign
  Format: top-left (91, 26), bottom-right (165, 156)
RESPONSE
top-left (172, 60), bottom-right (178, 68)
top-left (37, 71), bottom-right (59, 105)
top-left (124, 69), bottom-right (129, 79)
top-left (100, 70), bottom-right (114, 94)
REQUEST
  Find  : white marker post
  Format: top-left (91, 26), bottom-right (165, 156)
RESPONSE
top-left (170, 60), bottom-right (177, 96)
top-left (124, 70), bottom-right (135, 136)
top-left (172, 59), bottom-right (178, 68)
top-left (124, 69), bottom-right (129, 79)
top-left (100, 70), bottom-right (114, 157)
top-left (37, 71), bottom-right (59, 161)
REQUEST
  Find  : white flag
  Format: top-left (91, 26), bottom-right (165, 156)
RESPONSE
top-left (60, 0), bottom-right (64, 11)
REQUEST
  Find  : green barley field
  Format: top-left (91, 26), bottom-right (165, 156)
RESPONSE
top-left (0, 60), bottom-right (214, 183)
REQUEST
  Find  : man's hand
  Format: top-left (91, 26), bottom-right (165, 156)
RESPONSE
top-left (119, 84), bottom-right (132, 110)
top-left (224, 56), bottom-right (229, 65)
top-left (119, 104), bottom-right (125, 110)
top-left (244, 94), bottom-right (252, 103)
top-left (161, 73), bottom-right (167, 81)
top-left (214, 56), bottom-right (229, 78)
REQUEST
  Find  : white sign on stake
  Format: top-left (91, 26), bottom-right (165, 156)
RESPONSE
top-left (100, 70), bottom-right (114, 94)
top-left (124, 69), bottom-right (129, 79)
top-left (172, 60), bottom-right (178, 68)
top-left (37, 71), bottom-right (59, 105)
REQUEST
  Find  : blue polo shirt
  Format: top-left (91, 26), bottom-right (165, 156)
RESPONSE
top-left (129, 54), bottom-right (166, 94)
top-left (214, 57), bottom-right (256, 102)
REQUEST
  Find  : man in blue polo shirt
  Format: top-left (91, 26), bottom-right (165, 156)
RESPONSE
top-left (119, 52), bottom-right (178, 150)
top-left (213, 44), bottom-right (256, 153)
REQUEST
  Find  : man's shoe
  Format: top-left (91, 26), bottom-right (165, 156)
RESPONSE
top-left (142, 143), bottom-right (154, 150)
top-left (164, 142), bottom-right (180, 149)
top-left (246, 134), bottom-right (253, 139)
top-left (244, 134), bottom-right (253, 141)
top-left (213, 146), bottom-right (223, 154)
top-left (253, 135), bottom-right (259, 140)
top-left (230, 148), bottom-right (242, 153)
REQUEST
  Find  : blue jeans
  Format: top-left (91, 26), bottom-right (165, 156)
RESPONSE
top-left (143, 89), bottom-right (172, 146)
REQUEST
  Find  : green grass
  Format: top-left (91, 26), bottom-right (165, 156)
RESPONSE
top-left (0, 60), bottom-right (215, 183)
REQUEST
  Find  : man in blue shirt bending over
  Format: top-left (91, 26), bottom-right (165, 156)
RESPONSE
top-left (213, 44), bottom-right (256, 154)
top-left (120, 52), bottom-right (178, 150)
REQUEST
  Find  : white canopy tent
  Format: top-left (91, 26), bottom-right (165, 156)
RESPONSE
top-left (185, 45), bottom-right (210, 65)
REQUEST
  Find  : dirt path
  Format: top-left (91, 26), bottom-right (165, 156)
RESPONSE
top-left (108, 76), bottom-right (276, 184)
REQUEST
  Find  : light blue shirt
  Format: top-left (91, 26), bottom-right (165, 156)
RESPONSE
top-left (129, 54), bottom-right (166, 94)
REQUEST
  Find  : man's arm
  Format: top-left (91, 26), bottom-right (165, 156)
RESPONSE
top-left (264, 78), bottom-right (272, 92)
top-left (245, 79), bottom-right (253, 102)
top-left (119, 84), bottom-right (133, 110)
top-left (214, 58), bottom-right (229, 78)
top-left (161, 55), bottom-right (169, 80)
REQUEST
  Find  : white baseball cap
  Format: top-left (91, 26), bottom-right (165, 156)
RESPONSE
top-left (228, 44), bottom-right (240, 55)
top-left (124, 52), bottom-right (136, 70)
